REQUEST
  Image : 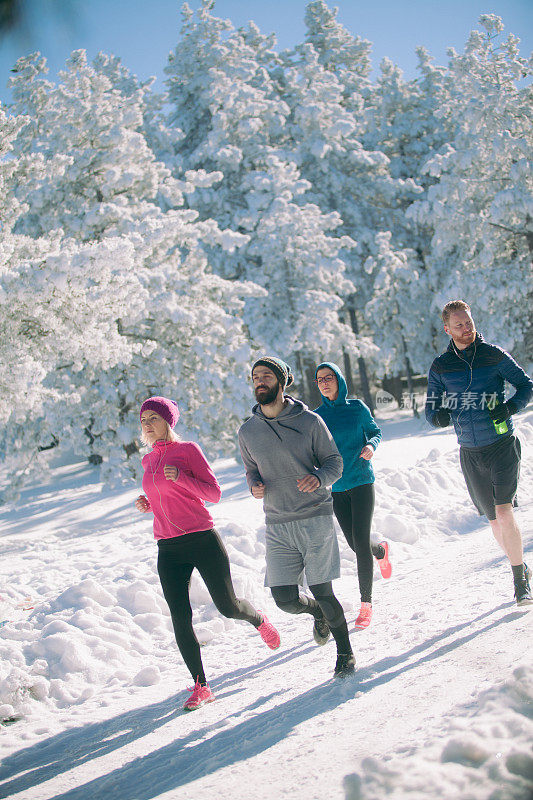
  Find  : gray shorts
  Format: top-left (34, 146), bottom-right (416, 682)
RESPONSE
top-left (264, 515), bottom-right (340, 588)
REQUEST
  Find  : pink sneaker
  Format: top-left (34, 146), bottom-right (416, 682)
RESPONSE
top-left (376, 541), bottom-right (392, 579)
top-left (257, 611), bottom-right (280, 650)
top-left (183, 680), bottom-right (215, 711)
top-left (354, 602), bottom-right (372, 630)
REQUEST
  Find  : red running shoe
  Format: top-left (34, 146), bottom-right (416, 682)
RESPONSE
top-left (354, 602), bottom-right (372, 630)
top-left (183, 680), bottom-right (215, 711)
top-left (376, 541), bottom-right (392, 579)
top-left (257, 612), bottom-right (281, 649)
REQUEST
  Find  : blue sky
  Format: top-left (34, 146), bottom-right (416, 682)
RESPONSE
top-left (0, 0), bottom-right (531, 104)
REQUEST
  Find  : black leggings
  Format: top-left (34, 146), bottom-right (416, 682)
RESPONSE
top-left (270, 583), bottom-right (351, 654)
top-left (333, 483), bottom-right (377, 603)
top-left (157, 529), bottom-right (261, 684)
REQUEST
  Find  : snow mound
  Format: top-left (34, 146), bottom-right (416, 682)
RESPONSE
top-left (343, 664), bottom-right (533, 800)
top-left (0, 427), bottom-right (526, 725)
top-left (375, 447), bottom-right (476, 545)
top-left (0, 518), bottom-right (270, 722)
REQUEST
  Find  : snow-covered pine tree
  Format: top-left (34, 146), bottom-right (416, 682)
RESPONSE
top-left (303, 0), bottom-right (373, 108)
top-left (0, 106), bottom-right (55, 426)
top-left (364, 50), bottom-right (452, 193)
top-left (364, 232), bottom-right (432, 414)
top-left (407, 15), bottom-right (533, 361)
top-left (2, 49), bottom-right (257, 492)
top-left (276, 4), bottom-right (422, 401)
top-left (0, 103), bottom-right (144, 499)
top-left (359, 50), bottom-right (455, 377)
top-left (160, 0), bottom-right (357, 401)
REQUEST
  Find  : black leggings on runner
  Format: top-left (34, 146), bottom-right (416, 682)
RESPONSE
top-left (332, 483), bottom-right (377, 604)
top-left (270, 583), bottom-right (351, 654)
top-left (157, 529), bottom-right (262, 685)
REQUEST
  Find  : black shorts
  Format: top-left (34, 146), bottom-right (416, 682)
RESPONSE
top-left (459, 436), bottom-right (521, 521)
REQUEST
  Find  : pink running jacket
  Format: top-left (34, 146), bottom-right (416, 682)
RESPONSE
top-left (141, 440), bottom-right (221, 539)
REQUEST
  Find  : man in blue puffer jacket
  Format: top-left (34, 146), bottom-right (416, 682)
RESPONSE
top-left (425, 300), bottom-right (533, 605)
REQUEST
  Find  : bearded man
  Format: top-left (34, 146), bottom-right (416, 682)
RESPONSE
top-left (238, 357), bottom-right (355, 677)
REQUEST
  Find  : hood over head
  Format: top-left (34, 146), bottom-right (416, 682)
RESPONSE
top-left (315, 362), bottom-right (348, 407)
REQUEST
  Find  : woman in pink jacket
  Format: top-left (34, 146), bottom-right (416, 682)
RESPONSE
top-left (136, 396), bottom-right (279, 711)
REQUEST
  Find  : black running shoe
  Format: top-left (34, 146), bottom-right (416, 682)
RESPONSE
top-left (372, 544), bottom-right (385, 560)
top-left (514, 578), bottom-right (533, 606)
top-left (312, 616), bottom-right (330, 646)
top-left (333, 652), bottom-right (356, 678)
top-left (524, 563), bottom-right (531, 583)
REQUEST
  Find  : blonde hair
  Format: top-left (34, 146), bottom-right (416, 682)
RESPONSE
top-left (140, 421), bottom-right (180, 447)
top-left (442, 300), bottom-right (471, 325)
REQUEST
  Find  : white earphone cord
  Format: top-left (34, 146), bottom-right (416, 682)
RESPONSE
top-left (451, 339), bottom-right (477, 439)
top-left (151, 442), bottom-right (186, 535)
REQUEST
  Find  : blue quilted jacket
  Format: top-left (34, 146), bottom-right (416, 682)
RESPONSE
top-left (425, 334), bottom-right (532, 448)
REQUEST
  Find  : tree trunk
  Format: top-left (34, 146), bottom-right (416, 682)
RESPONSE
top-left (342, 349), bottom-right (355, 396)
top-left (402, 335), bottom-right (419, 418)
top-left (347, 302), bottom-right (374, 414)
top-left (295, 352), bottom-right (321, 407)
top-left (382, 374), bottom-right (404, 406)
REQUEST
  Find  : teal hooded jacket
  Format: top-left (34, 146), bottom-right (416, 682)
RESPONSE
top-left (314, 362), bottom-right (382, 492)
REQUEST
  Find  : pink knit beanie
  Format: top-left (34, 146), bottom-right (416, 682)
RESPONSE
top-left (140, 396), bottom-right (180, 429)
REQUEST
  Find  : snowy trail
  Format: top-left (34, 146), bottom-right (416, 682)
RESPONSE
top-left (0, 413), bottom-right (532, 800)
top-left (1, 520), bottom-right (531, 800)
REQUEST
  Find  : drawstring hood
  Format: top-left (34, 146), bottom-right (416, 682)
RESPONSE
top-left (251, 395), bottom-right (308, 441)
top-left (262, 420), bottom-right (282, 441)
top-left (260, 420), bottom-right (303, 441)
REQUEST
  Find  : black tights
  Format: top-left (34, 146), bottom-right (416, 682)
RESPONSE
top-left (157, 529), bottom-right (262, 685)
top-left (333, 483), bottom-right (378, 603)
top-left (270, 582), bottom-right (351, 654)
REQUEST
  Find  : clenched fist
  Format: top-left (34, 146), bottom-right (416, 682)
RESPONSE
top-left (135, 495), bottom-right (151, 513)
top-left (163, 465), bottom-right (180, 481)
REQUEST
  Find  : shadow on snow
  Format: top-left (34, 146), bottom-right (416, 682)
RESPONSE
top-left (0, 602), bottom-right (523, 800)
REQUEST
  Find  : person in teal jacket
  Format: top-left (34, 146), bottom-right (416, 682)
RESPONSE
top-left (314, 362), bottom-right (391, 630)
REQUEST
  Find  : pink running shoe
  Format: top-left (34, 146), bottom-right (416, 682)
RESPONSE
top-left (354, 602), bottom-right (372, 630)
top-left (183, 680), bottom-right (215, 711)
top-left (376, 541), bottom-right (392, 579)
top-left (257, 611), bottom-right (281, 650)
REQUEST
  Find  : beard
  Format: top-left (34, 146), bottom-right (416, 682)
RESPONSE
top-left (455, 329), bottom-right (476, 346)
top-left (254, 381), bottom-right (280, 406)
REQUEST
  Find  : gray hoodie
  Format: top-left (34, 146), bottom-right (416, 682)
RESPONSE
top-left (238, 396), bottom-right (343, 524)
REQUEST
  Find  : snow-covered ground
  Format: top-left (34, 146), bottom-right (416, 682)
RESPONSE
top-left (0, 410), bottom-right (532, 800)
